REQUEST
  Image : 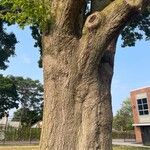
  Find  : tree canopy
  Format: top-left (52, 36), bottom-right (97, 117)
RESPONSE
top-left (0, 74), bottom-right (18, 118)
top-left (0, 19), bottom-right (17, 70)
top-left (0, 0), bottom-right (51, 30)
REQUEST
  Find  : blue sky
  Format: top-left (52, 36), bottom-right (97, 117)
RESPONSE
top-left (112, 38), bottom-right (150, 114)
top-left (0, 25), bottom-right (150, 115)
top-left (0, 26), bottom-right (43, 82)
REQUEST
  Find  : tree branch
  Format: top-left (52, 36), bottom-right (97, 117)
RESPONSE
top-left (50, 0), bottom-right (85, 35)
top-left (78, 0), bottom-right (144, 73)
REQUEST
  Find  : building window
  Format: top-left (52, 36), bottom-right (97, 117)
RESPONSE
top-left (137, 98), bottom-right (149, 115)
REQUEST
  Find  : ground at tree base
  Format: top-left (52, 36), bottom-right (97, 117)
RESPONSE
top-left (0, 145), bottom-right (149, 150)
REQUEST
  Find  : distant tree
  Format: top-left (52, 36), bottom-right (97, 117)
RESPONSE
top-left (9, 76), bottom-right (44, 125)
top-left (9, 76), bottom-right (43, 109)
top-left (113, 98), bottom-right (133, 131)
top-left (12, 107), bottom-right (42, 126)
top-left (0, 74), bottom-right (18, 118)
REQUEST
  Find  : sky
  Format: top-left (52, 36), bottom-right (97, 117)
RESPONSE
top-left (0, 25), bottom-right (150, 116)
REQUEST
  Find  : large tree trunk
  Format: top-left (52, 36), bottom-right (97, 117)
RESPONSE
top-left (40, 0), bottom-right (144, 149)
top-left (40, 37), bottom-right (116, 150)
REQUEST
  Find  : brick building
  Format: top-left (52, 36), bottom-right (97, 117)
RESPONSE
top-left (130, 87), bottom-right (150, 145)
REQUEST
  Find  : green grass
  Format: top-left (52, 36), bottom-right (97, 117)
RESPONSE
top-left (0, 146), bottom-right (39, 150)
top-left (0, 146), bottom-right (149, 150)
top-left (113, 145), bottom-right (150, 150)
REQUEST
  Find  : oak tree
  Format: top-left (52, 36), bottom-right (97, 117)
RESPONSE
top-left (1, 0), bottom-right (150, 149)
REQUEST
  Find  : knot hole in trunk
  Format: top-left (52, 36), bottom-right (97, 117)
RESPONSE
top-left (85, 12), bottom-right (101, 30)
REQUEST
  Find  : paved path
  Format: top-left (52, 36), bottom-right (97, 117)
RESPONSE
top-left (113, 139), bottom-right (150, 148)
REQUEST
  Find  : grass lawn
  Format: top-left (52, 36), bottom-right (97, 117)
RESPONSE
top-left (0, 146), bottom-right (149, 150)
top-left (0, 146), bottom-right (39, 150)
top-left (113, 145), bottom-right (150, 150)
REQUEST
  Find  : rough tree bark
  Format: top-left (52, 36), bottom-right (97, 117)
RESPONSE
top-left (40, 0), bottom-right (146, 149)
